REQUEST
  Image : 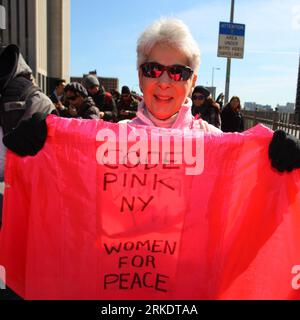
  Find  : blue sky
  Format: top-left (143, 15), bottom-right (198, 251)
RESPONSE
top-left (71, 0), bottom-right (300, 108)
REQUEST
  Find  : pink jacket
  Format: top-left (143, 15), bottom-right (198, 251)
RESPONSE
top-left (128, 98), bottom-right (222, 133)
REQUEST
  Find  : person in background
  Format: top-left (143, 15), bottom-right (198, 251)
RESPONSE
top-left (63, 82), bottom-right (101, 120)
top-left (49, 79), bottom-right (67, 116)
top-left (131, 91), bottom-right (143, 102)
top-left (216, 93), bottom-right (225, 110)
top-left (0, 44), bottom-right (56, 168)
top-left (110, 89), bottom-right (121, 105)
top-left (221, 96), bottom-right (244, 132)
top-left (0, 44), bottom-right (56, 250)
top-left (117, 85), bottom-right (138, 121)
top-left (82, 75), bottom-right (117, 122)
top-left (191, 85), bottom-right (221, 129)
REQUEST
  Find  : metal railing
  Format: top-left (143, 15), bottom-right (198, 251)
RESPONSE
top-left (241, 110), bottom-right (300, 139)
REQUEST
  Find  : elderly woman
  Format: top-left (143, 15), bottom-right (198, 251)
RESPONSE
top-left (2, 18), bottom-right (300, 173)
top-left (128, 19), bottom-right (220, 132)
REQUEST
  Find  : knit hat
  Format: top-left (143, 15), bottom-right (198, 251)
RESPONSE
top-left (64, 82), bottom-right (88, 97)
top-left (192, 86), bottom-right (210, 98)
top-left (121, 85), bottom-right (131, 95)
top-left (82, 74), bottom-right (100, 89)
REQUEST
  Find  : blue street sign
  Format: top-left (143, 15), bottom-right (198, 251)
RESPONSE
top-left (218, 21), bottom-right (246, 59)
top-left (219, 22), bottom-right (245, 36)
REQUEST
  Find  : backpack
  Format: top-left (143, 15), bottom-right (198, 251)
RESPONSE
top-left (0, 76), bottom-right (41, 134)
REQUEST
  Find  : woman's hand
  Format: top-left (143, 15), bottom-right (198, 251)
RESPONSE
top-left (99, 111), bottom-right (105, 119)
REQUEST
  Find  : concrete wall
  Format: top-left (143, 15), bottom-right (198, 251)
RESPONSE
top-left (47, 0), bottom-right (70, 84)
top-left (0, 0), bottom-right (70, 93)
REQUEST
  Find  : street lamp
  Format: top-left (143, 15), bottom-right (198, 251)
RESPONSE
top-left (211, 67), bottom-right (220, 99)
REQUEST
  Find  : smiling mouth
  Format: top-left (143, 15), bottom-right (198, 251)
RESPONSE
top-left (154, 95), bottom-right (173, 102)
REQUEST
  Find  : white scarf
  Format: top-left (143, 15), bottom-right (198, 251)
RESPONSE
top-left (144, 108), bottom-right (179, 128)
top-left (137, 99), bottom-right (192, 128)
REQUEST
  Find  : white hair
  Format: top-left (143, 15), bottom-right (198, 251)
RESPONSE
top-left (136, 18), bottom-right (201, 74)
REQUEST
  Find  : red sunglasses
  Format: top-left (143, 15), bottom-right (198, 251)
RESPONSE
top-left (140, 62), bottom-right (194, 81)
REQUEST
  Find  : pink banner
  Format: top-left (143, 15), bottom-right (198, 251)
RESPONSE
top-left (0, 116), bottom-right (299, 299)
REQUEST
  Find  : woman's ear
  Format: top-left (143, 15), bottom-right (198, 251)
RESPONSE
top-left (188, 74), bottom-right (198, 97)
top-left (192, 73), bottom-right (197, 88)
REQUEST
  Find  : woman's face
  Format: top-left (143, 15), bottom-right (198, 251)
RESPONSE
top-left (192, 93), bottom-right (206, 107)
top-left (230, 98), bottom-right (240, 111)
top-left (138, 43), bottom-right (197, 120)
top-left (65, 90), bottom-right (84, 109)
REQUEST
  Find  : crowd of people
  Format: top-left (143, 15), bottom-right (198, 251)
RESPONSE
top-left (0, 41), bottom-right (246, 132)
top-left (49, 80), bottom-right (245, 136)
top-left (49, 73), bottom-right (244, 133)
top-left (48, 76), bottom-right (140, 123)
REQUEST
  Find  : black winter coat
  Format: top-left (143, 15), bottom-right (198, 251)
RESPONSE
top-left (192, 102), bottom-right (221, 129)
top-left (90, 91), bottom-right (117, 122)
top-left (221, 106), bottom-right (244, 132)
top-left (77, 97), bottom-right (101, 120)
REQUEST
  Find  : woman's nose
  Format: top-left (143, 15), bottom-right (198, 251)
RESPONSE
top-left (157, 70), bottom-right (171, 88)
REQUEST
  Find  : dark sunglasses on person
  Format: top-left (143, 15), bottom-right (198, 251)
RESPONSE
top-left (66, 95), bottom-right (78, 101)
top-left (192, 94), bottom-right (205, 100)
top-left (140, 62), bottom-right (194, 81)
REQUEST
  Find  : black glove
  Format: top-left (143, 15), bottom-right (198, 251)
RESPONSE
top-left (269, 129), bottom-right (300, 172)
top-left (3, 112), bottom-right (48, 156)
